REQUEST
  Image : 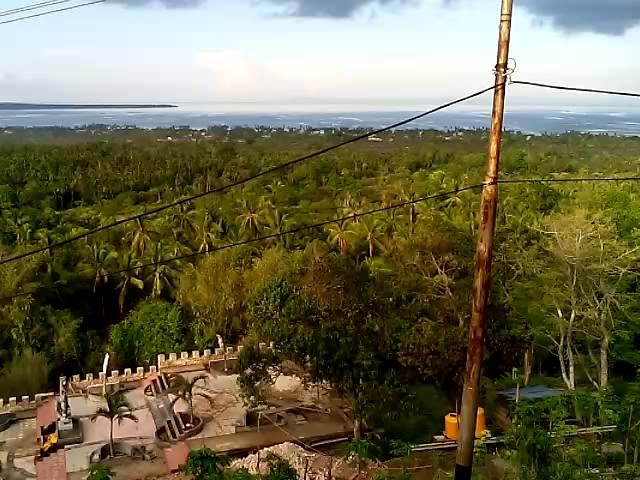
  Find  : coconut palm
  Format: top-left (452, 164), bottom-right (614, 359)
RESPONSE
top-left (169, 374), bottom-right (209, 426)
top-left (264, 208), bottom-right (290, 246)
top-left (125, 218), bottom-right (156, 258)
top-left (115, 252), bottom-right (144, 312)
top-left (169, 204), bottom-right (198, 243)
top-left (327, 220), bottom-right (355, 255)
top-left (236, 199), bottom-right (263, 238)
top-left (358, 219), bottom-right (384, 258)
top-left (86, 242), bottom-right (118, 293)
top-left (195, 214), bottom-right (223, 253)
top-left (146, 242), bottom-right (178, 298)
top-left (397, 185), bottom-right (419, 236)
top-left (91, 391), bottom-right (138, 458)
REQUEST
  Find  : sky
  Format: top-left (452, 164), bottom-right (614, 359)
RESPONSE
top-left (0, 0), bottom-right (638, 110)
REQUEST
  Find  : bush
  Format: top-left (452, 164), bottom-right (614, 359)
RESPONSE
top-left (109, 300), bottom-right (185, 366)
top-left (0, 349), bottom-right (50, 399)
top-left (185, 448), bottom-right (230, 480)
top-left (86, 464), bottom-right (114, 480)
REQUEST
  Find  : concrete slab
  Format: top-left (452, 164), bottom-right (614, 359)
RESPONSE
top-left (14, 455), bottom-right (37, 475)
top-left (0, 450), bottom-right (9, 470)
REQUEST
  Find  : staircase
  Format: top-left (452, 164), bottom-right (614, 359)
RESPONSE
top-left (144, 373), bottom-right (186, 442)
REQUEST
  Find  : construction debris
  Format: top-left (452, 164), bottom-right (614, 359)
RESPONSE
top-left (230, 442), bottom-right (345, 480)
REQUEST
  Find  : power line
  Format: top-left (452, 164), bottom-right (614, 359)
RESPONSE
top-left (511, 80), bottom-right (640, 99)
top-left (0, 0), bottom-right (74, 17)
top-left (5, 174), bottom-right (640, 302)
top-left (0, 84), bottom-right (501, 267)
top-left (0, 0), bottom-right (104, 25)
top-left (0, 182), bottom-right (487, 302)
top-left (502, 176), bottom-right (640, 185)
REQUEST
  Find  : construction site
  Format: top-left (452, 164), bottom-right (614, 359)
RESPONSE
top-left (0, 346), bottom-right (357, 480)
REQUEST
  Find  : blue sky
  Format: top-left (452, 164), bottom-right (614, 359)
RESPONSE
top-left (0, 0), bottom-right (638, 110)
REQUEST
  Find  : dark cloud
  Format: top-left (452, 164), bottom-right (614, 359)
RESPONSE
top-left (261, 0), bottom-right (412, 18)
top-left (521, 0), bottom-right (639, 35)
top-left (108, 0), bottom-right (205, 7)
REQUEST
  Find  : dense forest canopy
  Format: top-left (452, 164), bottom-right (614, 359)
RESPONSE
top-left (1, 127), bottom-right (640, 447)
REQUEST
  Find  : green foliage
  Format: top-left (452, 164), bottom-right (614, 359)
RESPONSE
top-left (185, 448), bottom-right (230, 480)
top-left (109, 300), bottom-right (185, 366)
top-left (0, 349), bottom-right (50, 399)
top-left (248, 255), bottom-right (406, 437)
top-left (86, 464), bottom-right (114, 480)
top-left (263, 455), bottom-right (298, 480)
top-left (237, 342), bottom-right (280, 407)
top-left (1, 128), bottom-right (640, 472)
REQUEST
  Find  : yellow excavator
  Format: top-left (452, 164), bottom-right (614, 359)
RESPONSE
top-left (37, 432), bottom-right (59, 459)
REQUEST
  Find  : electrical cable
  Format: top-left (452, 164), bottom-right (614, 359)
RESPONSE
top-left (0, 182), bottom-right (487, 302)
top-left (0, 84), bottom-right (501, 266)
top-left (0, 0), bottom-right (104, 25)
top-left (512, 80), bottom-right (640, 99)
top-left (0, 0), bottom-right (75, 17)
top-left (4, 174), bottom-right (640, 302)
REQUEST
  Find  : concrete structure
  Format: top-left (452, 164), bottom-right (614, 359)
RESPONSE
top-left (2, 344), bottom-right (349, 480)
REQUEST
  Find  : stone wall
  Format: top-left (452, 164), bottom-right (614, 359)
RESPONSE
top-left (0, 391), bottom-right (56, 413)
top-left (0, 342), bottom-right (274, 413)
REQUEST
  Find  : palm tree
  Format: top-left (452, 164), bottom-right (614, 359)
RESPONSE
top-left (86, 242), bottom-right (118, 293)
top-left (340, 194), bottom-right (366, 224)
top-left (91, 391), bottom-right (138, 458)
top-left (195, 214), bottom-right (223, 253)
top-left (327, 220), bottom-right (355, 255)
top-left (397, 185), bottom-right (419, 236)
top-left (115, 252), bottom-right (144, 312)
top-left (236, 200), bottom-right (263, 238)
top-left (169, 204), bottom-right (198, 243)
top-left (358, 219), bottom-right (384, 258)
top-left (169, 374), bottom-right (209, 426)
top-left (10, 215), bottom-right (33, 246)
top-left (125, 218), bottom-right (156, 257)
top-left (146, 242), bottom-right (178, 298)
top-left (264, 208), bottom-right (290, 246)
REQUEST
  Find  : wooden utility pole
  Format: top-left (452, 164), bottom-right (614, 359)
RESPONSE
top-left (454, 1), bottom-right (514, 479)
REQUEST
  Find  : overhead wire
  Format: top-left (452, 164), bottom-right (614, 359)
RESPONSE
top-left (0, 83), bottom-right (502, 267)
top-left (5, 175), bottom-right (640, 302)
top-left (0, 0), bottom-right (74, 17)
top-left (0, 0), bottom-right (104, 25)
top-left (0, 182), bottom-right (488, 302)
top-left (511, 80), bottom-right (640, 99)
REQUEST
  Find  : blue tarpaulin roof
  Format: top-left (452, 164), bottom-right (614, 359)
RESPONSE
top-left (498, 386), bottom-right (564, 402)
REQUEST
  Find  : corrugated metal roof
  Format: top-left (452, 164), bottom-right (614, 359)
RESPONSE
top-left (499, 386), bottom-right (564, 401)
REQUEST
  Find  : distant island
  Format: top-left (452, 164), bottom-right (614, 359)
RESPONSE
top-left (0, 102), bottom-right (177, 110)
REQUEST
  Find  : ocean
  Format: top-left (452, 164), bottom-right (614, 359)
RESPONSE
top-left (0, 105), bottom-right (639, 136)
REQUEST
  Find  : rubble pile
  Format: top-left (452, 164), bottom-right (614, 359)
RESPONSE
top-left (230, 442), bottom-right (343, 480)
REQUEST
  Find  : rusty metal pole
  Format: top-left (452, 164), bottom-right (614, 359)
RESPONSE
top-left (454, 1), bottom-right (513, 479)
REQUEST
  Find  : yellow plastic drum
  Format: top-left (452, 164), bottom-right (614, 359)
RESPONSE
top-left (444, 413), bottom-right (459, 440)
top-left (444, 408), bottom-right (487, 441)
top-left (475, 407), bottom-right (487, 439)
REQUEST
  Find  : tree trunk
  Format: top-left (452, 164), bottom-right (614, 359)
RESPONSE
top-left (600, 331), bottom-right (609, 390)
top-left (625, 406), bottom-right (633, 465)
top-left (353, 417), bottom-right (362, 440)
top-left (109, 419), bottom-right (115, 458)
top-left (567, 311), bottom-right (576, 390)
top-left (558, 331), bottom-right (572, 390)
top-left (523, 344), bottom-right (533, 386)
